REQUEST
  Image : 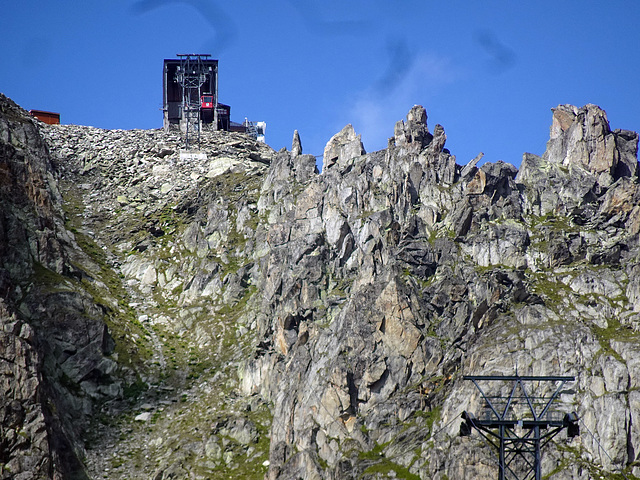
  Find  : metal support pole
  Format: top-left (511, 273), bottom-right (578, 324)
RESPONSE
top-left (499, 425), bottom-right (505, 480)
top-left (214, 63), bottom-right (219, 131)
top-left (534, 426), bottom-right (541, 480)
top-left (176, 53), bottom-right (211, 149)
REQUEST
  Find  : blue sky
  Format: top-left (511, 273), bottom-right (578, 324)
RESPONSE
top-left (2, 1), bottom-right (639, 169)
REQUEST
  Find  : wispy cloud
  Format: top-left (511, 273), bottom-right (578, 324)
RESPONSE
top-left (347, 52), bottom-right (458, 152)
top-left (284, 0), bottom-right (368, 36)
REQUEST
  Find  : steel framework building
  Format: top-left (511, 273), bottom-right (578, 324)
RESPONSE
top-left (163, 54), bottom-right (230, 144)
top-left (460, 375), bottom-right (579, 480)
top-left (162, 54), bottom-right (265, 147)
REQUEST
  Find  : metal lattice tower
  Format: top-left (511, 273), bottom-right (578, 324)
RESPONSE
top-left (460, 375), bottom-right (579, 480)
top-left (175, 54), bottom-right (211, 149)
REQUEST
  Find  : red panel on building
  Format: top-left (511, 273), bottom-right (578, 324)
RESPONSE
top-left (29, 110), bottom-right (60, 125)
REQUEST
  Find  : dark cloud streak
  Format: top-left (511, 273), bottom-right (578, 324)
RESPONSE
top-left (372, 38), bottom-right (416, 96)
top-left (284, 2), bottom-right (415, 99)
top-left (131, 0), bottom-right (237, 54)
top-left (474, 29), bottom-right (516, 73)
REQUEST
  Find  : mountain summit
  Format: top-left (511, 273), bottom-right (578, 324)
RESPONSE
top-left (1, 93), bottom-right (640, 479)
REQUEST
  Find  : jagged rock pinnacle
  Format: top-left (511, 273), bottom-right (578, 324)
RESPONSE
top-left (291, 129), bottom-right (302, 156)
top-left (393, 104), bottom-right (432, 152)
top-left (544, 103), bottom-right (639, 186)
top-left (322, 123), bottom-right (365, 169)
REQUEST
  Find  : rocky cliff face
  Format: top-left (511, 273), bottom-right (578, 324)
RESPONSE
top-left (0, 94), bottom-right (120, 479)
top-left (1, 92), bottom-right (640, 480)
top-left (247, 104), bottom-right (640, 480)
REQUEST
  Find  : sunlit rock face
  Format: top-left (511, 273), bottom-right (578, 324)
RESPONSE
top-left (2, 92), bottom-right (640, 480)
top-left (546, 104), bottom-right (638, 180)
top-left (518, 103), bottom-right (640, 216)
top-left (249, 102), bottom-right (640, 480)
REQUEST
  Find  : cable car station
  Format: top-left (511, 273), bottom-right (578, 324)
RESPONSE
top-left (162, 54), bottom-right (265, 149)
